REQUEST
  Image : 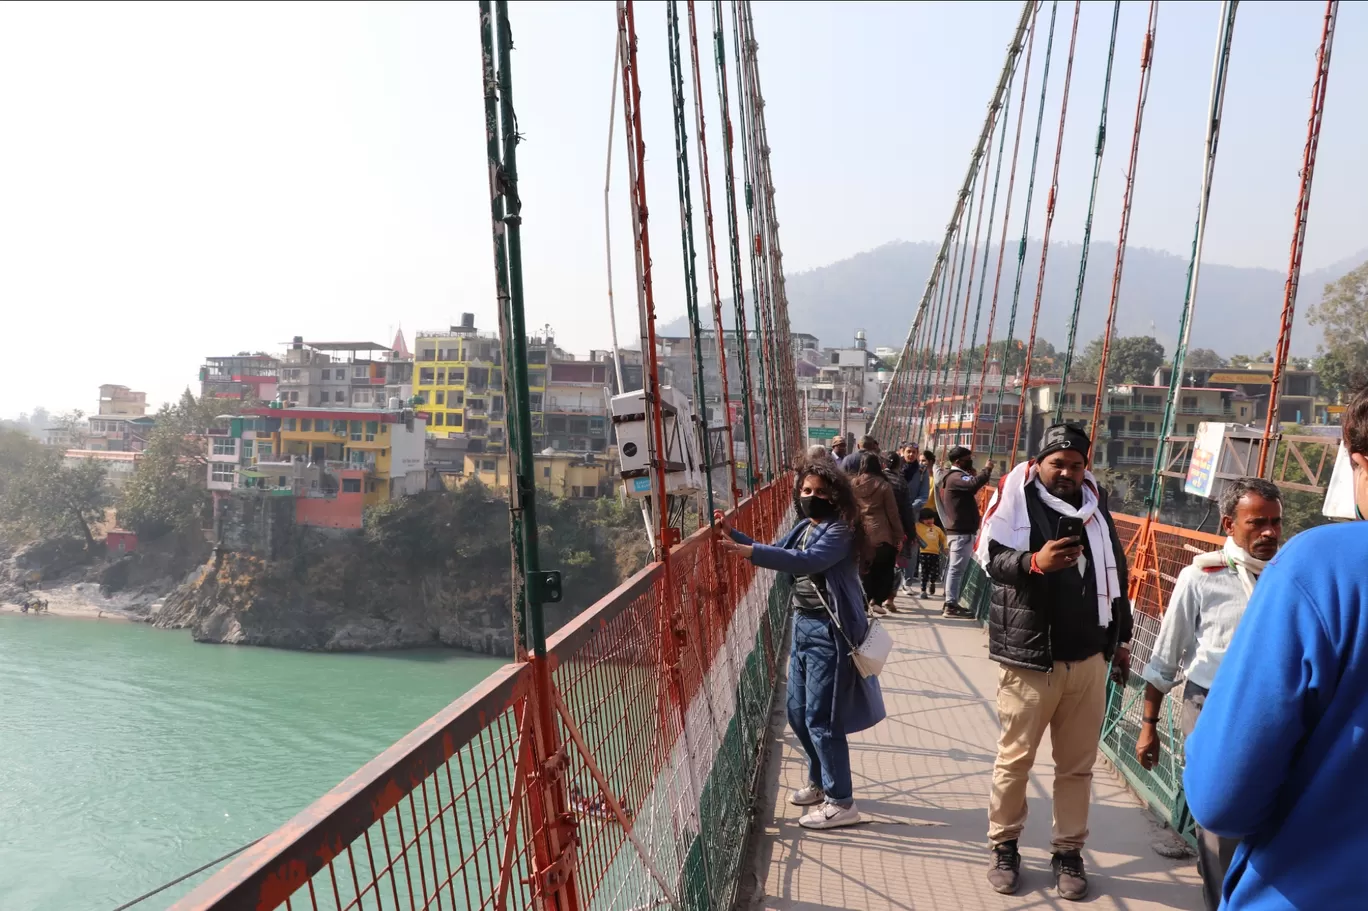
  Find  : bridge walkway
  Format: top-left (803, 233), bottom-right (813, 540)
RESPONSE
top-left (742, 591), bottom-right (1201, 911)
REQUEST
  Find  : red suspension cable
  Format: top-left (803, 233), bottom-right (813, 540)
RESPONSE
top-left (1257, 0), bottom-right (1338, 475)
top-left (1009, 0), bottom-right (1080, 461)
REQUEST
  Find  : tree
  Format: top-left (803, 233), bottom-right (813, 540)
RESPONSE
top-left (1229, 353), bottom-right (1253, 369)
top-left (53, 409), bottom-right (89, 448)
top-left (1186, 348), bottom-right (1226, 370)
top-left (1077, 334), bottom-right (1166, 385)
top-left (117, 394), bottom-right (232, 538)
top-left (0, 436), bottom-right (109, 546)
top-left (1309, 261), bottom-right (1368, 402)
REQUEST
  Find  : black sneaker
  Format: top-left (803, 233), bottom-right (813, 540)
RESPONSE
top-left (987, 840), bottom-right (1021, 894)
top-left (942, 602), bottom-right (974, 618)
top-left (929, 582), bottom-right (937, 596)
top-left (1051, 850), bottom-right (1088, 901)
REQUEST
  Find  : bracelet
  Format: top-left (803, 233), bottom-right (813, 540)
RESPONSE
top-left (1029, 553), bottom-right (1044, 575)
top-left (1142, 716), bottom-right (1160, 725)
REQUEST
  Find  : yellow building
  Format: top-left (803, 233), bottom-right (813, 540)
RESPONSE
top-left (463, 452), bottom-right (609, 499)
top-left (413, 316), bottom-right (511, 452)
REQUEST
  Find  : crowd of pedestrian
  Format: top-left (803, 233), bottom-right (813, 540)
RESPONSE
top-left (719, 384), bottom-right (1367, 907)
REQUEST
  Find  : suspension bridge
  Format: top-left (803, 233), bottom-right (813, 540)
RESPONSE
top-left (168, 1), bottom-right (1348, 909)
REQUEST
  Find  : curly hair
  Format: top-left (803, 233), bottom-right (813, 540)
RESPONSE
top-left (792, 457), bottom-right (867, 557)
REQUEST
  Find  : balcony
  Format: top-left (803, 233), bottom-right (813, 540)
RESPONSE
top-left (1116, 429), bottom-right (1159, 440)
top-left (1113, 455), bottom-right (1155, 466)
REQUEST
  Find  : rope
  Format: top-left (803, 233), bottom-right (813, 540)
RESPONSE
top-left (910, 228), bottom-right (958, 445)
top-left (711, 0), bottom-right (760, 494)
top-left (111, 838), bottom-right (264, 911)
top-left (1008, 0), bottom-right (1081, 459)
top-left (1053, 1), bottom-right (1120, 424)
top-left (1257, 0), bottom-right (1338, 475)
top-left (685, 0), bottom-right (741, 505)
top-left (1088, 1), bottom-right (1157, 459)
top-left (1145, 0), bottom-right (1239, 515)
top-left (933, 166), bottom-right (981, 456)
top-left (666, 0), bottom-right (716, 531)
top-left (974, 8), bottom-right (1040, 453)
top-left (987, 0), bottom-right (1059, 466)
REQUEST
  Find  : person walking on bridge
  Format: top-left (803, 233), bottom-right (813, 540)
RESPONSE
top-left (1135, 477), bottom-right (1283, 911)
top-left (935, 445), bottom-right (992, 617)
top-left (840, 434), bottom-right (878, 474)
top-left (975, 423), bottom-right (1133, 901)
top-left (1183, 387), bottom-right (1368, 910)
top-left (852, 452), bottom-right (905, 616)
top-left (715, 460), bottom-right (885, 830)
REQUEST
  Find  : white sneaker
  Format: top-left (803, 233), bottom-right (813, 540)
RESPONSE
top-left (789, 784), bottom-right (825, 807)
top-left (799, 800), bottom-right (861, 830)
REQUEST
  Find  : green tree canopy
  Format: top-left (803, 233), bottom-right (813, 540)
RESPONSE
top-left (1077, 334), bottom-right (1167, 385)
top-left (1309, 260), bottom-right (1368, 400)
top-left (0, 430), bottom-right (109, 546)
top-left (1185, 348), bottom-right (1226, 370)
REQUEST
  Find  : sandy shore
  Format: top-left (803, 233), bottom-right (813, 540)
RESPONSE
top-left (0, 582), bottom-right (152, 621)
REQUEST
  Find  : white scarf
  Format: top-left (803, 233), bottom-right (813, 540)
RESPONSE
top-left (975, 461), bottom-right (1120, 627)
top-left (1194, 537), bottom-right (1268, 599)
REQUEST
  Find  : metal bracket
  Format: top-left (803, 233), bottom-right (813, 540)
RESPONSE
top-left (530, 571), bottom-right (563, 604)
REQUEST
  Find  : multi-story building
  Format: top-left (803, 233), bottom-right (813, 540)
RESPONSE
top-left (920, 389), bottom-right (1026, 466)
top-left (541, 353), bottom-right (612, 454)
top-left (98, 385), bottom-right (148, 416)
top-left (200, 355), bottom-right (280, 402)
top-left (277, 338), bottom-right (411, 411)
top-left (210, 405), bottom-right (427, 530)
top-left (1153, 364), bottom-right (1325, 426)
top-left (85, 415), bottom-right (155, 452)
top-left (413, 315), bottom-right (508, 453)
top-left (463, 451), bottom-right (610, 499)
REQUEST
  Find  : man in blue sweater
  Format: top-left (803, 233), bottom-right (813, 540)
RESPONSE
top-left (1183, 387), bottom-right (1368, 910)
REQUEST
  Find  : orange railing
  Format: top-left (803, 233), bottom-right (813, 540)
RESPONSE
top-left (173, 478), bottom-right (796, 911)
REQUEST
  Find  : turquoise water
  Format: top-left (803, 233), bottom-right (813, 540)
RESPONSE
top-left (0, 614), bottom-right (505, 910)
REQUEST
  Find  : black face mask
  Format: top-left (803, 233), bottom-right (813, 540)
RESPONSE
top-left (800, 495), bottom-right (836, 521)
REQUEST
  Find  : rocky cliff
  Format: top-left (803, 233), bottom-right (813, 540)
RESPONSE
top-left (154, 485), bottom-right (650, 656)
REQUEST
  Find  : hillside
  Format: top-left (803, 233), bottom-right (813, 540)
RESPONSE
top-left (660, 240), bottom-right (1365, 358)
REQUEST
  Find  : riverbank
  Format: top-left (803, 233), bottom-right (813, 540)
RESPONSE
top-left (0, 582), bottom-right (156, 621)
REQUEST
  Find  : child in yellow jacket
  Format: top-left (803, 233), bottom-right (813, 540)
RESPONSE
top-left (915, 509), bottom-right (947, 597)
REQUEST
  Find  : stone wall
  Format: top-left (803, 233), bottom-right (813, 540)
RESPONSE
top-left (215, 493), bottom-right (297, 558)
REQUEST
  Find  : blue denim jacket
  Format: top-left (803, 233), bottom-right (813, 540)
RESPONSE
top-left (728, 518), bottom-right (888, 735)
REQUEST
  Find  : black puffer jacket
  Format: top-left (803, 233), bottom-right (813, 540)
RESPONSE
top-left (985, 485), bottom-right (1133, 672)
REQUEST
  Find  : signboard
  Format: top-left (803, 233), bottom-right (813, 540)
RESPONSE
top-left (1184, 422), bottom-right (1226, 499)
top-left (632, 476), bottom-right (652, 494)
top-left (1323, 442), bottom-right (1356, 520)
top-left (809, 426), bottom-right (838, 440)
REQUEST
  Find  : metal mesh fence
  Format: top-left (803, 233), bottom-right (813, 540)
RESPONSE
top-left (173, 479), bottom-right (795, 911)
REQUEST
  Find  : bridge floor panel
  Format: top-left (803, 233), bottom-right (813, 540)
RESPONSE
top-left (743, 593), bottom-right (1201, 910)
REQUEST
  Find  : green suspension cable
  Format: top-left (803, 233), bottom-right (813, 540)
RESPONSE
top-left (910, 230), bottom-right (957, 445)
top-left (1146, 0), bottom-right (1239, 513)
top-left (934, 166), bottom-right (982, 453)
top-left (711, 0), bottom-right (758, 493)
top-left (1054, 1), bottom-right (1120, 424)
top-left (666, 0), bottom-right (716, 524)
top-left (988, 0), bottom-right (1059, 465)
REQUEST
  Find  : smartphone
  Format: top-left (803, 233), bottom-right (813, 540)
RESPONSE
top-left (1056, 516), bottom-right (1084, 541)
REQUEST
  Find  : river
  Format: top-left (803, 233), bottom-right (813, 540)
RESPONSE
top-left (0, 614), bottom-right (505, 910)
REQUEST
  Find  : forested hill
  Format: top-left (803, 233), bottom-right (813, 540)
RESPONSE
top-left (659, 240), bottom-right (1364, 357)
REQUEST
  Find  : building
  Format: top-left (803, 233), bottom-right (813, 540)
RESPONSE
top-left (210, 405), bottom-right (427, 531)
top-left (541, 349), bottom-right (612, 454)
top-left (1153, 363), bottom-right (1325, 426)
top-left (920, 389), bottom-right (1026, 465)
top-left (277, 338), bottom-right (412, 411)
top-left (98, 385), bottom-right (147, 416)
top-left (201, 355), bottom-right (282, 402)
top-left (86, 414), bottom-right (156, 452)
top-left (463, 451), bottom-right (610, 499)
top-left (63, 449), bottom-right (142, 488)
top-left (413, 315), bottom-right (508, 452)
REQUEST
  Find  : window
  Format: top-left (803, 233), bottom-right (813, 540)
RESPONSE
top-left (1186, 423), bottom-right (1196, 434)
top-left (350, 421), bottom-right (362, 441)
top-left (543, 466), bottom-right (552, 479)
top-left (1082, 394), bottom-right (1097, 408)
top-left (284, 418), bottom-right (296, 431)
top-left (449, 390), bottom-right (463, 406)
top-left (342, 478), bottom-right (362, 493)
top-left (258, 443), bottom-right (272, 459)
top-left (278, 476), bottom-right (288, 488)
top-left (354, 366), bottom-right (368, 379)
top-left (242, 439), bottom-right (254, 460)
top-left (289, 391), bottom-right (300, 402)
top-left (366, 421), bottom-right (379, 439)
top-left (481, 460), bottom-right (497, 472)
top-left (1182, 396), bottom-right (1198, 410)
top-left (419, 368), bottom-right (435, 385)
top-left (333, 420), bottom-right (349, 433)
top-left (212, 438), bottom-right (236, 456)
top-left (434, 413), bottom-right (445, 426)
top-left (530, 393), bottom-right (543, 411)
top-left (448, 413), bottom-right (463, 429)
top-left (437, 368), bottom-right (446, 385)
top-left (211, 464), bottom-right (235, 483)
top-left (435, 391), bottom-right (445, 405)
top-left (589, 416), bottom-right (605, 434)
top-left (420, 348), bottom-right (436, 361)
top-left (299, 419), bottom-right (311, 432)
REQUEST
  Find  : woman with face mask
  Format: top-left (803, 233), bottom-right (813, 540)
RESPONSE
top-left (1182, 385), bottom-right (1368, 910)
top-left (715, 459), bottom-right (887, 830)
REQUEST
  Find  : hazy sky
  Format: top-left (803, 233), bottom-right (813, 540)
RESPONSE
top-left (1, 1), bottom-right (1364, 418)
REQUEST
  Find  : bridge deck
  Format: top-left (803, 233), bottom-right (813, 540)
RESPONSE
top-left (743, 592), bottom-right (1201, 910)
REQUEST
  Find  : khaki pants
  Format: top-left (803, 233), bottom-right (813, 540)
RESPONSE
top-left (988, 653), bottom-right (1107, 851)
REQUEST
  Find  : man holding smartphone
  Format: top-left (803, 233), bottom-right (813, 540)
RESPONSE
top-left (973, 423), bottom-right (1133, 901)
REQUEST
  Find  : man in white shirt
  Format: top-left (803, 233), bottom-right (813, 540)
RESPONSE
top-left (1135, 477), bottom-right (1283, 911)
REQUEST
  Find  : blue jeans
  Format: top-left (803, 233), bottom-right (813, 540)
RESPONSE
top-left (787, 614), bottom-right (853, 806)
top-left (944, 532), bottom-right (975, 606)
